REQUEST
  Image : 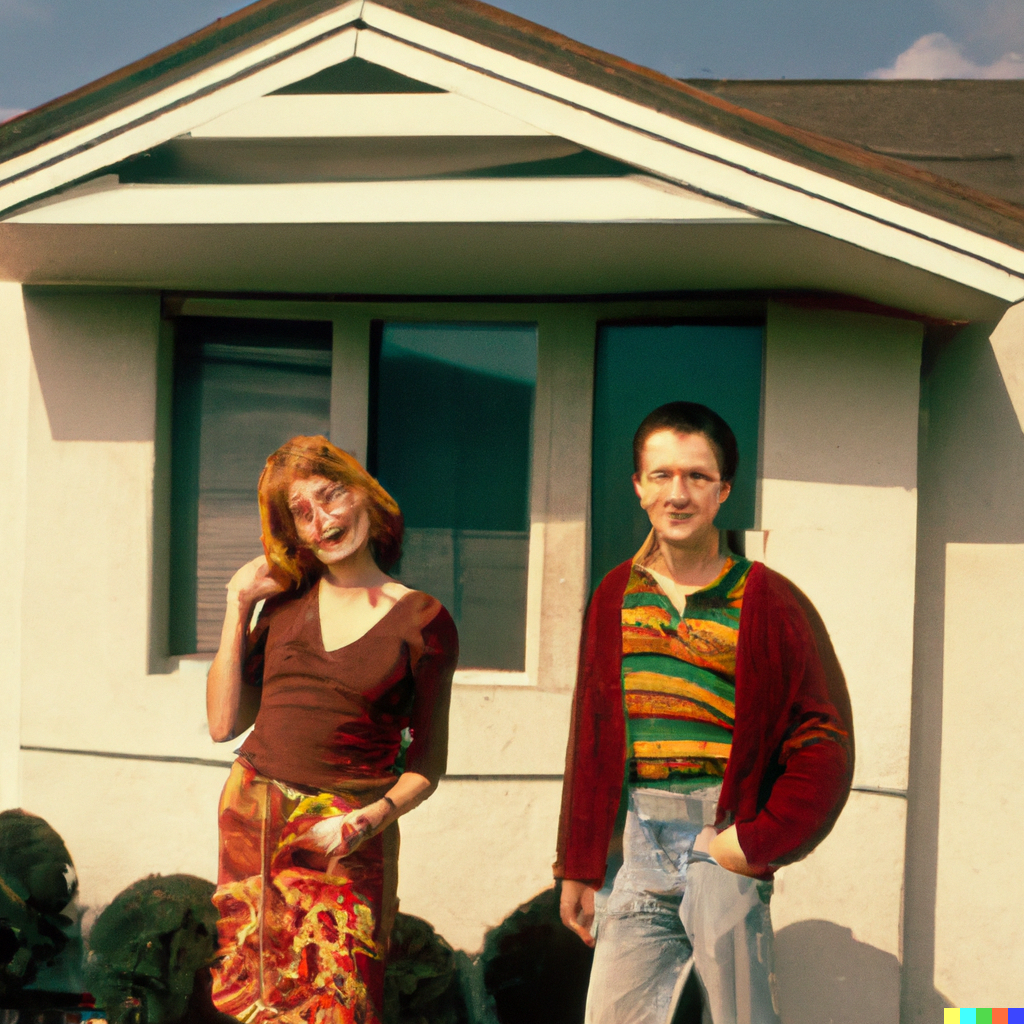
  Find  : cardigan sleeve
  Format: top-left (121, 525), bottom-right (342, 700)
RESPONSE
top-left (731, 570), bottom-right (854, 869)
top-left (553, 562), bottom-right (632, 888)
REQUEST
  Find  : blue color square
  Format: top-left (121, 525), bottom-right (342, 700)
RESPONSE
top-left (961, 1011), bottom-right (976, 1024)
top-left (1007, 1009), bottom-right (1024, 1023)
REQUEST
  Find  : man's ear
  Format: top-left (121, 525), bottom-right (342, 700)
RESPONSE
top-left (718, 480), bottom-right (732, 505)
top-left (632, 472), bottom-right (643, 500)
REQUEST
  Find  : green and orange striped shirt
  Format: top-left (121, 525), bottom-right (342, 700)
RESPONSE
top-left (622, 546), bottom-right (753, 791)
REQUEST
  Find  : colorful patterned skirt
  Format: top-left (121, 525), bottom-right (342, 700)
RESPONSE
top-left (211, 759), bottom-right (398, 1024)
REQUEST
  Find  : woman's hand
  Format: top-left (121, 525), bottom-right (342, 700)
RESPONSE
top-left (559, 879), bottom-right (597, 947)
top-left (302, 799), bottom-right (394, 863)
top-left (227, 555), bottom-right (288, 610)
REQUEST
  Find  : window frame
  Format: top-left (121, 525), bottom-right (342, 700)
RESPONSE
top-left (162, 296), bottom-right (765, 690)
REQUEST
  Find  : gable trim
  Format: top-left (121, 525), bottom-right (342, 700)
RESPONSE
top-left (351, 21), bottom-right (1024, 300)
top-left (359, 7), bottom-right (1024, 280)
top-left (0, 2), bottom-right (364, 206)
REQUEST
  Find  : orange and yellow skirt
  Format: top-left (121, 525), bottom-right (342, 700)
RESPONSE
top-left (211, 759), bottom-right (398, 1024)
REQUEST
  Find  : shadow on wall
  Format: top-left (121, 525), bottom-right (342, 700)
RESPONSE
top-left (775, 920), bottom-right (950, 1024)
top-left (24, 289), bottom-right (160, 442)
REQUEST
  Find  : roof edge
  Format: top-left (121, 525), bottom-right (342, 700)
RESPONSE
top-left (365, 0), bottom-right (1024, 250)
top-left (0, 0), bottom-right (356, 163)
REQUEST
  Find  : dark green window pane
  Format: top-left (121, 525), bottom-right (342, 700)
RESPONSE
top-left (590, 323), bottom-right (763, 588)
top-left (374, 323), bottom-right (537, 670)
top-left (170, 318), bottom-right (332, 654)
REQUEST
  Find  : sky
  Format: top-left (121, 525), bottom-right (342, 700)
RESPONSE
top-left (1, 0), bottom-right (1023, 122)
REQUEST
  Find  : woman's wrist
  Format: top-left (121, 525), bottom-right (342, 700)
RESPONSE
top-left (366, 796), bottom-right (396, 832)
top-left (226, 587), bottom-right (255, 617)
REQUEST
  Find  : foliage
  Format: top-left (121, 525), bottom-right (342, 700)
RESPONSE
top-left (84, 874), bottom-right (225, 1024)
top-left (384, 912), bottom-right (469, 1024)
top-left (478, 884), bottom-right (593, 1024)
top-left (0, 809), bottom-right (78, 1002)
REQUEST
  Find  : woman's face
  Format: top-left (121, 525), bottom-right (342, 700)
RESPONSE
top-left (286, 474), bottom-right (372, 566)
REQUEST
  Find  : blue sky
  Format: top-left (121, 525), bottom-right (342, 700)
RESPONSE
top-left (1, 0), bottom-right (1022, 121)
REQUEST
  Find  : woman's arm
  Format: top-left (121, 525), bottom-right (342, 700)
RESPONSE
top-left (206, 556), bottom-right (286, 742)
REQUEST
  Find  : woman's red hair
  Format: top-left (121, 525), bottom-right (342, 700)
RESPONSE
top-left (257, 436), bottom-right (403, 587)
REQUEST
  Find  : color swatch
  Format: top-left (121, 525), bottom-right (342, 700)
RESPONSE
top-left (944, 1010), bottom-right (1024, 1023)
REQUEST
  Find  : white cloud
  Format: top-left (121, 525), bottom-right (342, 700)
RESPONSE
top-left (868, 32), bottom-right (1024, 79)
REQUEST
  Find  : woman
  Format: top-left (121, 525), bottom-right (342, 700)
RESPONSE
top-left (206, 435), bottom-right (458, 1024)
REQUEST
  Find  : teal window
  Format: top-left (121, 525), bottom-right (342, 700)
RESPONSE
top-left (372, 322), bottom-right (537, 670)
top-left (590, 322), bottom-right (763, 586)
top-left (170, 317), bottom-right (332, 654)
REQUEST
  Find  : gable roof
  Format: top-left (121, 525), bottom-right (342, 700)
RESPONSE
top-left (2, 0), bottom-right (1023, 303)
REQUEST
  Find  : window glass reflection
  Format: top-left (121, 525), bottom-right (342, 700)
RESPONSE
top-left (374, 322), bottom-right (537, 671)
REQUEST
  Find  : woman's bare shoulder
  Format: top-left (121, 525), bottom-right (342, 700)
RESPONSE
top-left (381, 579), bottom-right (415, 602)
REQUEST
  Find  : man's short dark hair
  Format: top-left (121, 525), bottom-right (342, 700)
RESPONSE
top-left (632, 402), bottom-right (739, 482)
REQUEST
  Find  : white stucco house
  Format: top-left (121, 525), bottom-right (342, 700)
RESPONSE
top-left (2, 2), bottom-right (1023, 1020)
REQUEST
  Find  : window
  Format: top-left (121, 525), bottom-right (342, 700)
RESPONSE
top-left (371, 322), bottom-right (537, 670)
top-left (590, 322), bottom-right (764, 585)
top-left (169, 317), bottom-right (333, 654)
top-left (166, 306), bottom-right (752, 670)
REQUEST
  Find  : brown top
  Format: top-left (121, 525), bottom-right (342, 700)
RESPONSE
top-left (238, 585), bottom-right (458, 796)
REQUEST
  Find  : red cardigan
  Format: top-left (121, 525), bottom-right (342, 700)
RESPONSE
top-left (554, 560), bottom-right (854, 886)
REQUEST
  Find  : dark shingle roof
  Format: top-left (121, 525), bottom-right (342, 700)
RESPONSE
top-left (685, 79), bottom-right (1024, 210)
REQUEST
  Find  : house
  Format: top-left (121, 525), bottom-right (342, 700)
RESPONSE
top-left (1, 2), bottom-right (1023, 1020)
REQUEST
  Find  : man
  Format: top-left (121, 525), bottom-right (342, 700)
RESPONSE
top-left (555, 402), bottom-right (852, 1024)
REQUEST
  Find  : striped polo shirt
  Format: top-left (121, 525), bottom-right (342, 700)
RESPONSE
top-left (622, 542), bottom-right (753, 790)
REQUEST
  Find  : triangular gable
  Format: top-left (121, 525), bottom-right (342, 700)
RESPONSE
top-left (2, 0), bottom-right (1023, 302)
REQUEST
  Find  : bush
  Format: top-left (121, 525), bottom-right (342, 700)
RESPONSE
top-left (84, 874), bottom-right (228, 1024)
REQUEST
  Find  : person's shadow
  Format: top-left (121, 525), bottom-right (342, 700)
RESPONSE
top-left (773, 919), bottom-right (949, 1023)
top-left (669, 919), bottom-right (951, 1023)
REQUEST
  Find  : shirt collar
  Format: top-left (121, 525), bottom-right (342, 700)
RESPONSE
top-left (632, 529), bottom-right (661, 570)
top-left (631, 529), bottom-right (737, 595)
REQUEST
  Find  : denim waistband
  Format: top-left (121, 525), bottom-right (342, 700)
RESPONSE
top-left (629, 783), bottom-right (721, 828)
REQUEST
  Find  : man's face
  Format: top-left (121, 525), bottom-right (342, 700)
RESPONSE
top-left (632, 429), bottom-right (731, 549)
top-left (287, 474), bottom-right (372, 566)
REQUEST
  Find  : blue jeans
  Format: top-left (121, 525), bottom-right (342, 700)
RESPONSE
top-left (585, 787), bottom-right (780, 1024)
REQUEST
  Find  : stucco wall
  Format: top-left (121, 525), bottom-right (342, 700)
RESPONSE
top-left (936, 544), bottom-right (1024, 1005)
top-left (904, 321), bottom-right (1024, 1018)
top-left (0, 283), bottom-right (31, 811)
top-left (759, 302), bottom-right (923, 1024)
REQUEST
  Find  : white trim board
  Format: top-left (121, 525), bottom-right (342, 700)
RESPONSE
top-left (355, 17), bottom-right (1024, 297)
top-left (4, 176), bottom-right (767, 225)
top-left (0, 8), bottom-right (365, 203)
top-left (359, 7), bottom-right (1024, 276)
